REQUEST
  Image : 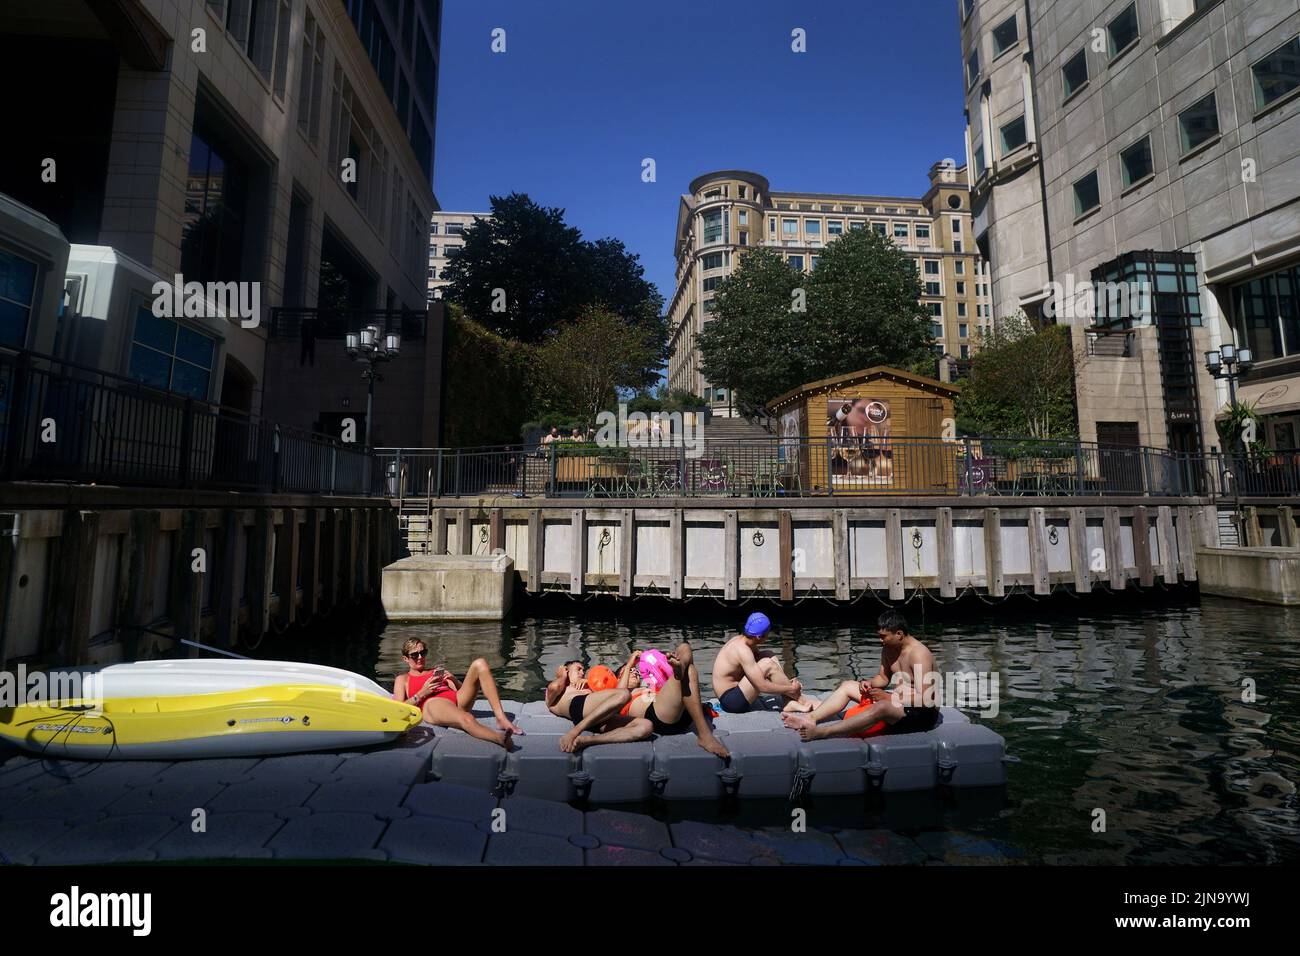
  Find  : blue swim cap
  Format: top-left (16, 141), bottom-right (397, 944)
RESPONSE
top-left (743, 612), bottom-right (771, 637)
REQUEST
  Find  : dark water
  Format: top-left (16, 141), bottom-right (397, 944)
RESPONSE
top-left (268, 594), bottom-right (1300, 865)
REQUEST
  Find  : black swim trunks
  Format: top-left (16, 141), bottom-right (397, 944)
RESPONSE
top-left (888, 706), bottom-right (939, 735)
top-left (568, 694), bottom-right (587, 725)
top-left (718, 686), bottom-right (753, 714)
top-left (645, 702), bottom-right (693, 736)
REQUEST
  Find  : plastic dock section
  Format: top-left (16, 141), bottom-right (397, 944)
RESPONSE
top-left (431, 699), bottom-right (1007, 803)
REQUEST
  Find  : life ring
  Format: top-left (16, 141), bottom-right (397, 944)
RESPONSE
top-left (843, 701), bottom-right (888, 738)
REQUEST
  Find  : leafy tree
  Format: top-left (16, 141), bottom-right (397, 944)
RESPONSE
top-left (955, 314), bottom-right (1079, 440)
top-left (440, 304), bottom-right (537, 447)
top-left (441, 193), bottom-right (666, 371)
top-left (696, 248), bottom-right (810, 407)
top-left (697, 232), bottom-right (934, 408)
top-left (534, 308), bottom-right (664, 428)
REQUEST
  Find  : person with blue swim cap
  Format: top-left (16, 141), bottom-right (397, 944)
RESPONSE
top-left (711, 612), bottom-right (817, 714)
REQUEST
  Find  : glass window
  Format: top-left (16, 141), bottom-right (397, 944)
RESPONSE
top-left (446, 223), bottom-right (464, 235)
top-left (1063, 49), bottom-right (1088, 98)
top-left (0, 246), bottom-right (38, 348)
top-left (925, 281), bottom-right (942, 296)
top-left (850, 221), bottom-right (865, 231)
top-left (1252, 35), bottom-right (1300, 109)
top-left (1232, 265), bottom-right (1300, 362)
top-left (788, 255), bottom-right (804, 271)
top-left (924, 260), bottom-right (940, 275)
top-left (738, 210), bottom-right (748, 225)
top-left (955, 260), bottom-right (965, 275)
top-left (702, 276), bottom-right (721, 292)
top-left (701, 252), bottom-right (724, 270)
top-left (893, 222), bottom-right (909, 239)
top-left (929, 303), bottom-right (942, 317)
top-left (181, 125), bottom-right (249, 285)
top-left (810, 256), bottom-right (819, 269)
top-left (128, 307), bottom-right (217, 399)
top-left (872, 222), bottom-right (887, 235)
top-left (916, 223), bottom-right (931, 240)
top-left (827, 220), bottom-right (843, 235)
top-left (993, 16), bottom-right (1018, 56)
top-left (957, 282), bottom-right (966, 295)
top-left (961, 345), bottom-right (970, 359)
top-left (1000, 115), bottom-right (1028, 153)
top-left (1074, 171), bottom-right (1101, 217)
top-left (805, 219), bottom-right (821, 235)
top-left (782, 218), bottom-right (798, 235)
top-left (738, 231), bottom-right (748, 246)
top-left (958, 303), bottom-right (968, 318)
top-left (1178, 92), bottom-right (1219, 152)
top-left (1120, 136), bottom-right (1153, 187)
top-left (959, 323), bottom-right (969, 337)
top-left (703, 209), bottom-right (724, 245)
top-left (1108, 4), bottom-right (1139, 58)
top-left (931, 322), bottom-right (943, 338)
top-left (967, 48), bottom-right (980, 88)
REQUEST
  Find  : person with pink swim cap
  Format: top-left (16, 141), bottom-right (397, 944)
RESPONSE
top-left (609, 643), bottom-right (729, 759)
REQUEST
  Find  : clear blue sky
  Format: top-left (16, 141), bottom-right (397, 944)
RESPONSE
top-left (433, 0), bottom-right (968, 304)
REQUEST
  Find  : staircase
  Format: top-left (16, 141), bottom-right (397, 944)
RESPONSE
top-left (703, 414), bottom-right (774, 452)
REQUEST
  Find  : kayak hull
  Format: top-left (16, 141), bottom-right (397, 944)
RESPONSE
top-left (46, 659), bottom-right (394, 701)
top-left (0, 683), bottom-right (422, 760)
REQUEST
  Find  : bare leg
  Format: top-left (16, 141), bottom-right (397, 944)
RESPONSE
top-left (797, 697), bottom-right (903, 742)
top-left (666, 643), bottom-right (728, 759)
top-left (757, 657), bottom-right (818, 713)
top-left (455, 658), bottom-right (522, 734)
top-left (572, 716), bottom-right (653, 751)
top-left (423, 698), bottom-right (512, 749)
top-left (783, 680), bottom-right (862, 731)
top-left (560, 689), bottom-right (629, 753)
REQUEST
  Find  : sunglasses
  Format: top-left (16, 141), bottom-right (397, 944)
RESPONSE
top-left (406, 650), bottom-right (427, 659)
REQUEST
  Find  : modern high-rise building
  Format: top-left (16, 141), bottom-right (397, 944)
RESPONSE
top-left (427, 210), bottom-right (489, 300)
top-left (666, 165), bottom-right (991, 416)
top-left (960, 0), bottom-right (1300, 458)
top-left (0, 0), bottom-right (442, 444)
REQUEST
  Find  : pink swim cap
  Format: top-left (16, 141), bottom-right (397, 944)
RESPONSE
top-left (637, 649), bottom-right (674, 691)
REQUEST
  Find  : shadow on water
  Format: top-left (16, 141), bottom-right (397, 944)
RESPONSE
top-left (252, 590), bottom-right (1300, 865)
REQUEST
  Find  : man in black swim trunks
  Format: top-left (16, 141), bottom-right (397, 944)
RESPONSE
top-left (782, 610), bottom-right (940, 741)
top-left (544, 661), bottom-right (638, 753)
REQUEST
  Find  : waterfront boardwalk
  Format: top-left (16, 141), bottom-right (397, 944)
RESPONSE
top-left (0, 706), bottom-right (1021, 867)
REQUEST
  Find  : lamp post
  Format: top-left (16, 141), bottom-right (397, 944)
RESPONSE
top-left (345, 323), bottom-right (401, 452)
top-left (1205, 342), bottom-right (1253, 455)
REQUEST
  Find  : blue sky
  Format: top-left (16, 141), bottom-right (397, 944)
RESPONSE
top-left (433, 0), bottom-right (968, 303)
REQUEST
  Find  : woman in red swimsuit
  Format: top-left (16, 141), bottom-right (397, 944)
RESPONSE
top-left (393, 638), bottom-right (522, 748)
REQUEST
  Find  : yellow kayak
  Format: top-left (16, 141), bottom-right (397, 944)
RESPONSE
top-left (0, 683), bottom-right (422, 760)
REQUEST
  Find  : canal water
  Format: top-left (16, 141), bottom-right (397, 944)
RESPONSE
top-left (265, 594), bottom-right (1300, 865)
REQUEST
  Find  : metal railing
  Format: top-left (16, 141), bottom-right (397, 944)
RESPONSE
top-left (1, 348), bottom-right (375, 494)
top-left (375, 436), bottom-right (1277, 500)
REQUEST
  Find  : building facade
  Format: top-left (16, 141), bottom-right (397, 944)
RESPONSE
top-left (666, 166), bottom-right (992, 416)
top-left (0, 0), bottom-right (441, 440)
top-left (427, 210), bottom-right (488, 300)
top-left (960, 0), bottom-right (1300, 457)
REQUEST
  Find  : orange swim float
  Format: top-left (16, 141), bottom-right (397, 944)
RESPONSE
top-left (843, 701), bottom-right (888, 738)
top-left (586, 665), bottom-right (618, 691)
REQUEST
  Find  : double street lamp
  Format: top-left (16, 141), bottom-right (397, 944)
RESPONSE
top-left (345, 324), bottom-right (401, 452)
top-left (1204, 342), bottom-right (1253, 407)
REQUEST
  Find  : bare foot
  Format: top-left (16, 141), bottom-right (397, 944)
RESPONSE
top-left (559, 728), bottom-right (580, 753)
top-left (571, 735), bottom-right (596, 752)
top-left (697, 733), bottom-right (730, 760)
top-left (498, 716), bottom-right (525, 736)
top-left (782, 697), bottom-right (816, 714)
top-left (782, 712), bottom-right (815, 732)
top-left (797, 723), bottom-right (823, 742)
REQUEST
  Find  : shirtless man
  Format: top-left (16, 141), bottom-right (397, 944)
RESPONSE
top-left (782, 610), bottom-right (939, 741)
top-left (711, 612), bottom-right (816, 714)
top-left (544, 660), bottom-right (639, 753)
top-left (613, 644), bottom-right (729, 759)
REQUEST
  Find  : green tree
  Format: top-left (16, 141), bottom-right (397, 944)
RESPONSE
top-left (441, 193), bottom-right (666, 366)
top-left (697, 232), bottom-right (934, 408)
top-left (439, 304), bottom-right (538, 447)
top-left (696, 248), bottom-right (810, 408)
top-left (534, 308), bottom-right (664, 428)
top-left (955, 314), bottom-right (1079, 439)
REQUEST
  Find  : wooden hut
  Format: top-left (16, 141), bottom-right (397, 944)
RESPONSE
top-left (766, 366), bottom-right (961, 495)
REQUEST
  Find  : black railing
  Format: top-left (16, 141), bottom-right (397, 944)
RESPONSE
top-left (0, 348), bottom-right (375, 494)
top-left (267, 307), bottom-right (428, 341)
top-left (377, 436), bottom-right (1262, 500)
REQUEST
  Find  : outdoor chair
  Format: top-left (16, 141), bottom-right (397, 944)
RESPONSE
top-left (752, 458), bottom-right (782, 497)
